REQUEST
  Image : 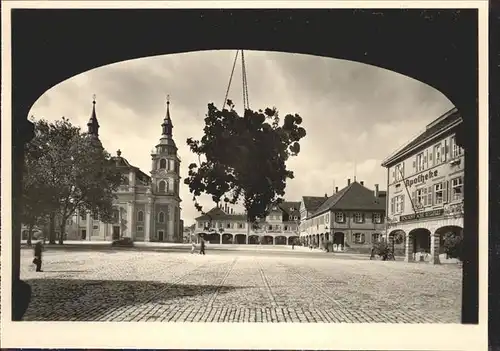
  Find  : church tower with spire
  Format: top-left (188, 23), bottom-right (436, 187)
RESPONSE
top-left (87, 94), bottom-right (102, 147)
top-left (147, 96), bottom-right (182, 242)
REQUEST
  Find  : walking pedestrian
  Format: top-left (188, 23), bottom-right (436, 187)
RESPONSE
top-left (33, 239), bottom-right (43, 272)
top-left (199, 239), bottom-right (206, 255)
top-left (191, 241), bottom-right (196, 254)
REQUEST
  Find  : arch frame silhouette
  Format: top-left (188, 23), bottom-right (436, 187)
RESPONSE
top-left (9, 8), bottom-right (480, 324)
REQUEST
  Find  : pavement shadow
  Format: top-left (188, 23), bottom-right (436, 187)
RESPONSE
top-left (21, 278), bottom-right (246, 321)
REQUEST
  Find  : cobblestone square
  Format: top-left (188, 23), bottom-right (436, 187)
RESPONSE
top-left (20, 249), bottom-right (462, 323)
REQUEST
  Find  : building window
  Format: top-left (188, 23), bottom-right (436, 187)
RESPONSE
top-left (353, 233), bottom-right (365, 244)
top-left (92, 211), bottom-right (99, 220)
top-left (284, 225), bottom-right (288, 231)
top-left (416, 188), bottom-right (425, 208)
top-left (353, 212), bottom-right (363, 223)
top-left (392, 195), bottom-right (404, 214)
top-left (372, 233), bottom-right (381, 243)
top-left (238, 223), bottom-right (244, 229)
top-left (159, 159), bottom-right (167, 169)
top-left (158, 180), bottom-right (166, 193)
top-left (416, 152), bottom-right (425, 172)
top-left (325, 213), bottom-right (330, 223)
top-left (137, 211), bottom-right (144, 222)
top-left (451, 136), bottom-right (463, 159)
top-left (433, 143), bottom-right (442, 165)
top-left (451, 176), bottom-right (463, 202)
top-left (137, 226), bottom-right (144, 232)
top-left (112, 209), bottom-right (119, 222)
top-left (226, 222), bottom-right (231, 229)
top-left (169, 159), bottom-right (175, 171)
top-left (198, 222), bottom-right (203, 228)
top-left (373, 213), bottom-right (382, 224)
top-left (395, 163), bottom-right (404, 181)
top-left (335, 212), bottom-right (345, 223)
top-left (158, 211), bottom-right (165, 223)
top-left (80, 212), bottom-right (87, 220)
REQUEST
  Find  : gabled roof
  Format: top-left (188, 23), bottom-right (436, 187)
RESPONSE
top-left (309, 181), bottom-right (385, 218)
top-left (195, 206), bottom-right (247, 221)
top-left (382, 107), bottom-right (461, 167)
top-left (278, 201), bottom-right (301, 217)
top-left (302, 196), bottom-right (328, 212)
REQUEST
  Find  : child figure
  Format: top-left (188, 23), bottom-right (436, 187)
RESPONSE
top-left (191, 241), bottom-right (196, 254)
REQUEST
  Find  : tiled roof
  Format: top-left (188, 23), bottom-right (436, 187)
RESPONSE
top-left (278, 201), bottom-right (301, 216)
top-left (111, 155), bottom-right (151, 184)
top-left (382, 107), bottom-right (461, 167)
top-left (310, 181), bottom-right (385, 218)
top-left (195, 206), bottom-right (247, 221)
top-left (302, 196), bottom-right (328, 212)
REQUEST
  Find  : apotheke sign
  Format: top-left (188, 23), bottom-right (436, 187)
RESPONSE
top-left (404, 169), bottom-right (438, 187)
top-left (399, 209), bottom-right (443, 222)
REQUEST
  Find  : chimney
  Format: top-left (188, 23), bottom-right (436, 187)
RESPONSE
top-left (374, 184), bottom-right (379, 198)
top-left (360, 181), bottom-right (364, 186)
top-left (335, 186), bottom-right (338, 193)
top-left (347, 178), bottom-right (351, 186)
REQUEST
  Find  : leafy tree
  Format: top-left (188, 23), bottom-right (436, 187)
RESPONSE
top-left (24, 118), bottom-right (124, 244)
top-left (443, 232), bottom-right (463, 260)
top-left (21, 133), bottom-right (58, 245)
top-left (185, 100), bottom-right (307, 238)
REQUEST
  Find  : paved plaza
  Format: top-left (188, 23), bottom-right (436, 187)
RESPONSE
top-left (20, 248), bottom-right (462, 323)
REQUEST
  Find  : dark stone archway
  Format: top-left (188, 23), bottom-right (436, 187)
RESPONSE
top-left (248, 235), bottom-right (259, 245)
top-left (409, 228), bottom-right (432, 260)
top-left (275, 236), bottom-right (286, 245)
top-left (234, 234), bottom-right (246, 244)
top-left (221, 233), bottom-right (233, 244)
top-left (9, 8), bottom-right (479, 324)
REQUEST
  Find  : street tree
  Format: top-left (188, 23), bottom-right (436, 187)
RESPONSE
top-left (21, 135), bottom-right (57, 245)
top-left (185, 100), bottom-right (307, 239)
top-left (25, 118), bottom-right (123, 244)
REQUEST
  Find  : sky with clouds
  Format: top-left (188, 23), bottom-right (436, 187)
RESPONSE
top-left (29, 50), bottom-right (454, 226)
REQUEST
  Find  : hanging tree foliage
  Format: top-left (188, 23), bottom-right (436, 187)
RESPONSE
top-left (185, 100), bottom-right (307, 225)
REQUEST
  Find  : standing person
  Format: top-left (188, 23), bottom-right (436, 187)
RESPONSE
top-left (33, 239), bottom-right (43, 272)
top-left (291, 240), bottom-right (295, 250)
top-left (199, 238), bottom-right (206, 255)
top-left (191, 241), bottom-right (196, 254)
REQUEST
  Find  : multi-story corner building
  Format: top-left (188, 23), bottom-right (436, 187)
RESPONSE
top-left (381, 107), bottom-right (464, 264)
top-left (299, 179), bottom-right (386, 252)
top-left (22, 96), bottom-right (183, 243)
top-left (193, 201), bottom-right (301, 245)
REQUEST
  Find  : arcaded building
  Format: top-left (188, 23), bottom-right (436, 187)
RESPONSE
top-left (299, 180), bottom-right (386, 252)
top-left (194, 201), bottom-right (301, 245)
top-left (23, 97), bottom-right (184, 243)
top-left (381, 107), bottom-right (464, 264)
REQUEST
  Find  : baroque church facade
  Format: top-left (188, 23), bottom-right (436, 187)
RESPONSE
top-left (22, 97), bottom-right (183, 243)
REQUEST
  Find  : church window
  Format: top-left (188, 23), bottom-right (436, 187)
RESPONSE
top-left (137, 211), bottom-right (144, 222)
top-left (159, 159), bottom-right (167, 169)
top-left (169, 159), bottom-right (175, 171)
top-left (158, 211), bottom-right (165, 223)
top-left (158, 180), bottom-right (166, 193)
